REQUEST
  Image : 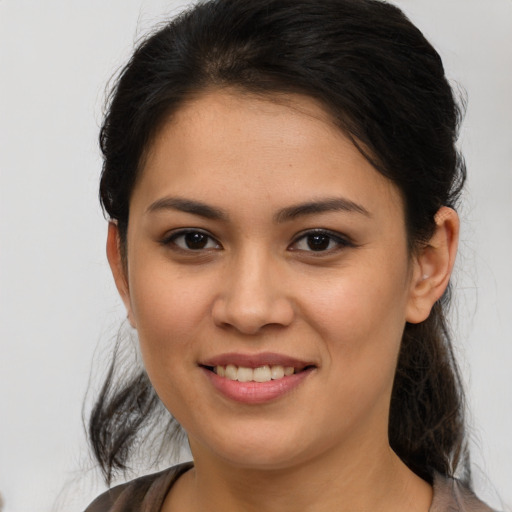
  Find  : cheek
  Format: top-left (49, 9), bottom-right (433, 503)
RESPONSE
top-left (309, 269), bottom-right (408, 334)
top-left (299, 269), bottom-right (409, 434)
top-left (302, 254), bottom-right (411, 374)
top-left (127, 269), bottom-right (216, 421)
top-left (127, 264), bottom-right (216, 368)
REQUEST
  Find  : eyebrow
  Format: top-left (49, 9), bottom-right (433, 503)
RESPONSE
top-left (146, 197), bottom-right (228, 221)
top-left (274, 197), bottom-right (370, 223)
top-left (146, 196), bottom-right (370, 222)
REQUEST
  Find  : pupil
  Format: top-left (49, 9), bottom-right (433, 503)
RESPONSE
top-left (307, 234), bottom-right (330, 251)
top-left (185, 232), bottom-right (207, 250)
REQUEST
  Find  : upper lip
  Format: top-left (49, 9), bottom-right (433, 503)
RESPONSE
top-left (200, 352), bottom-right (316, 370)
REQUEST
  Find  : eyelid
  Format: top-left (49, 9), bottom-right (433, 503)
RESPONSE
top-left (288, 228), bottom-right (355, 253)
top-left (159, 227), bottom-right (353, 254)
top-left (160, 228), bottom-right (222, 251)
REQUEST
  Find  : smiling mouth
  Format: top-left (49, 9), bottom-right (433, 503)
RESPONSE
top-left (202, 364), bottom-right (314, 383)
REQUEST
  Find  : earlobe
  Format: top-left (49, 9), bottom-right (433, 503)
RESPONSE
top-left (406, 207), bottom-right (459, 324)
top-left (106, 222), bottom-right (137, 328)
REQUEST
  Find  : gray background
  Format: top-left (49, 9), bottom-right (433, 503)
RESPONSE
top-left (0, 1), bottom-right (511, 511)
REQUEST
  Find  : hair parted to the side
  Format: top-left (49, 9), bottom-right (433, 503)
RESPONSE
top-left (90, 0), bottom-right (468, 486)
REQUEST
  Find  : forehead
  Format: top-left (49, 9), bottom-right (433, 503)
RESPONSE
top-left (133, 89), bottom-right (403, 222)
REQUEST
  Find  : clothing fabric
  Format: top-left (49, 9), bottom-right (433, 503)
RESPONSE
top-left (84, 462), bottom-right (496, 512)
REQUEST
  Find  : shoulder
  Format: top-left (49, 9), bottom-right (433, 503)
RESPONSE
top-left (83, 462), bottom-right (193, 512)
top-left (431, 473), bottom-right (498, 512)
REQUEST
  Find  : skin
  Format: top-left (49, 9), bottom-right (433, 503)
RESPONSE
top-left (108, 90), bottom-right (459, 512)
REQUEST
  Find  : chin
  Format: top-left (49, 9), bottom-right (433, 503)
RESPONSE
top-left (189, 421), bottom-right (326, 471)
top-left (218, 447), bottom-right (308, 471)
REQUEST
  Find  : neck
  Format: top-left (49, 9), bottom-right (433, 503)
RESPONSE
top-left (165, 436), bottom-right (432, 512)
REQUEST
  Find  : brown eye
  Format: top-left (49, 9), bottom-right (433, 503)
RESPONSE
top-left (290, 229), bottom-right (353, 253)
top-left (306, 234), bottom-right (331, 251)
top-left (184, 232), bottom-right (209, 250)
top-left (165, 230), bottom-right (221, 251)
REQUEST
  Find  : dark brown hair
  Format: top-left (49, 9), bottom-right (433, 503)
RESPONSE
top-left (90, 0), bottom-right (468, 486)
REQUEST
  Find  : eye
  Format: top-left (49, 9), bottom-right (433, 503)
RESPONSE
top-left (163, 229), bottom-right (221, 251)
top-left (290, 229), bottom-right (352, 253)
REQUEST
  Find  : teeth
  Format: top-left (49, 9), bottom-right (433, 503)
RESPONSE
top-left (225, 364), bottom-right (237, 380)
top-left (237, 366), bottom-right (253, 382)
top-left (214, 364), bottom-right (296, 382)
top-left (270, 365), bottom-right (284, 380)
top-left (253, 365), bottom-right (271, 382)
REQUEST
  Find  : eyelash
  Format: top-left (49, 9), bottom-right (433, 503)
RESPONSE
top-left (290, 229), bottom-right (354, 254)
top-left (161, 229), bottom-right (222, 252)
top-left (160, 228), bottom-right (354, 254)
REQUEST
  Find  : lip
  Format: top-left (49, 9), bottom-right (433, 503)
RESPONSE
top-left (199, 352), bottom-right (316, 404)
top-left (201, 352), bottom-right (314, 369)
top-left (202, 367), bottom-right (314, 404)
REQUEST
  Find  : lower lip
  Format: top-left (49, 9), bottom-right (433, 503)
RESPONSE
top-left (202, 367), bottom-right (314, 404)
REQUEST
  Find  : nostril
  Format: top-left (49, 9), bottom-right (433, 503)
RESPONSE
top-left (211, 293), bottom-right (295, 334)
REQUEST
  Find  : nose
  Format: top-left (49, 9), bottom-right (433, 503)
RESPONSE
top-left (211, 249), bottom-right (295, 335)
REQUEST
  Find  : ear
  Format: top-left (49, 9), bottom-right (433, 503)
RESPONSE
top-left (406, 207), bottom-right (459, 324)
top-left (106, 222), bottom-right (137, 328)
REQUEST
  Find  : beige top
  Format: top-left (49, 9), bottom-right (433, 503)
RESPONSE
top-left (84, 463), bottom-right (496, 512)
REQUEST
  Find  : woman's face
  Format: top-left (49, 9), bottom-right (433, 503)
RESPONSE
top-left (114, 90), bottom-right (423, 469)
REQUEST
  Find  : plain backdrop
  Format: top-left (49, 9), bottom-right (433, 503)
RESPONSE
top-left (0, 1), bottom-right (511, 511)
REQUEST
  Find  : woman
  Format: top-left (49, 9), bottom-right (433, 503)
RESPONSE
top-left (85, 0), bottom-right (495, 510)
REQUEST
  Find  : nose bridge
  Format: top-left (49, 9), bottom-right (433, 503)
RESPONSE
top-left (212, 242), bottom-right (293, 333)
